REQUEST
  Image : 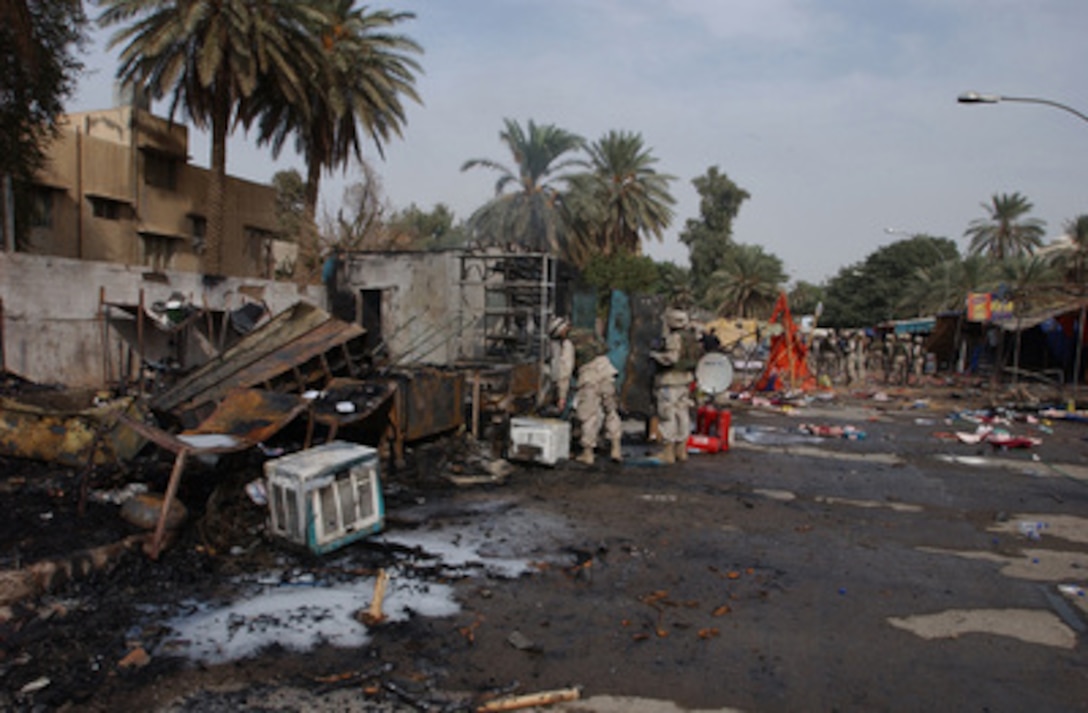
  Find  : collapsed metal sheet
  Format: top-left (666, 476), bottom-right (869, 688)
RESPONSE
top-left (151, 302), bottom-right (366, 422)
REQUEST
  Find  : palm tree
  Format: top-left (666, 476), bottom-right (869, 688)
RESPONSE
top-left (575, 130), bottom-right (675, 256)
top-left (964, 192), bottom-right (1046, 261)
top-left (656, 261), bottom-right (695, 310)
top-left (461, 118), bottom-right (585, 254)
top-left (100, 0), bottom-right (320, 275)
top-left (999, 254), bottom-right (1063, 307)
top-left (1049, 214), bottom-right (1088, 288)
top-left (253, 1), bottom-right (422, 277)
top-left (704, 244), bottom-right (786, 318)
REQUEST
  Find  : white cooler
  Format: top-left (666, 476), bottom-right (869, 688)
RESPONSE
top-left (508, 417), bottom-right (571, 465)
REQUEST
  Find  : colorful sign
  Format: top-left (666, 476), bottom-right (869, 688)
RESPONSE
top-left (966, 293), bottom-right (1015, 322)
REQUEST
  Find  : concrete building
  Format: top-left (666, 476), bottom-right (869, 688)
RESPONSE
top-left (22, 105), bottom-right (293, 279)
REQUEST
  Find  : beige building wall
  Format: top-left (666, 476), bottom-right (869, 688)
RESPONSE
top-left (0, 252), bottom-right (326, 389)
top-left (25, 107), bottom-right (282, 279)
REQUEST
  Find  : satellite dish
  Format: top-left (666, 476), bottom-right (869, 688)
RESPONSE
top-left (695, 352), bottom-right (734, 395)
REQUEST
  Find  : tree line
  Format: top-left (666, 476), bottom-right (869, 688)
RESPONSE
top-left (4, 1), bottom-right (1085, 327)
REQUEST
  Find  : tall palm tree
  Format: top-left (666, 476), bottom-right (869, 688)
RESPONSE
top-left (100, 0), bottom-right (320, 275)
top-left (704, 243), bottom-right (786, 318)
top-left (252, 1), bottom-right (422, 276)
top-left (964, 192), bottom-right (1046, 261)
top-left (461, 118), bottom-right (585, 254)
top-left (576, 130), bottom-right (675, 256)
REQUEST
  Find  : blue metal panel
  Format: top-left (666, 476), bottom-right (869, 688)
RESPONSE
top-left (607, 290), bottom-right (632, 390)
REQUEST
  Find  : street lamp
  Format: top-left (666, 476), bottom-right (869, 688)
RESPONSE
top-left (957, 91), bottom-right (1088, 124)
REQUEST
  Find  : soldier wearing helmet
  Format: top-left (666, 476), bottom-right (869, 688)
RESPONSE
top-left (649, 308), bottom-right (698, 464)
top-left (540, 316), bottom-right (575, 412)
top-left (570, 328), bottom-right (622, 465)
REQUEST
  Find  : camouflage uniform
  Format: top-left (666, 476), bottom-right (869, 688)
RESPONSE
top-left (845, 330), bottom-right (866, 385)
top-left (570, 329), bottom-right (622, 464)
top-left (649, 309), bottom-right (697, 464)
top-left (541, 317), bottom-right (575, 411)
top-left (911, 336), bottom-right (925, 384)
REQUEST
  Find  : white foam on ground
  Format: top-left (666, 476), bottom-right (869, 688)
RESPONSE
top-left (160, 575), bottom-right (458, 665)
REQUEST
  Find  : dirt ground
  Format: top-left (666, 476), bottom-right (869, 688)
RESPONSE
top-left (2, 379), bottom-right (1087, 712)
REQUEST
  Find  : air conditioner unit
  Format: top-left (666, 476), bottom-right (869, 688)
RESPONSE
top-left (265, 441), bottom-right (384, 555)
top-left (509, 416), bottom-right (570, 466)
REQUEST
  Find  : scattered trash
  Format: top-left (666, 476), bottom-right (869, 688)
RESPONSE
top-left (19, 676), bottom-right (50, 694)
top-left (506, 630), bottom-right (540, 652)
top-left (953, 425), bottom-right (1041, 449)
top-left (1017, 521), bottom-right (1048, 541)
top-left (1058, 584), bottom-right (1086, 598)
top-left (797, 423), bottom-right (867, 440)
top-left (736, 425), bottom-right (823, 446)
top-left (476, 686), bottom-right (581, 712)
top-left (986, 433), bottom-right (1042, 449)
top-left (244, 479), bottom-right (267, 506)
top-left (355, 568), bottom-right (390, 626)
top-left (118, 646), bottom-right (151, 669)
top-left (89, 482), bottom-right (149, 505)
top-left (686, 433), bottom-right (722, 453)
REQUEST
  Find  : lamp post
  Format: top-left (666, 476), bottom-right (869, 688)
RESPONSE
top-left (957, 91), bottom-right (1088, 124)
top-left (958, 90), bottom-right (1087, 405)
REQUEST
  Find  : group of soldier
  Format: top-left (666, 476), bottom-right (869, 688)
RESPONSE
top-left (541, 310), bottom-right (934, 467)
top-left (540, 307), bottom-right (700, 466)
top-left (810, 329), bottom-right (930, 387)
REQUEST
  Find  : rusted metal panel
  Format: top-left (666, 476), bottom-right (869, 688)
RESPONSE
top-left (122, 389), bottom-right (310, 455)
top-left (507, 362), bottom-right (541, 397)
top-left (390, 368), bottom-right (464, 442)
top-left (0, 390), bottom-right (148, 466)
top-left (151, 302), bottom-right (365, 418)
top-left (310, 378), bottom-right (397, 434)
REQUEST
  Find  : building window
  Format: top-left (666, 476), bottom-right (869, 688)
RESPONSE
top-left (144, 151), bottom-right (177, 190)
top-left (141, 234), bottom-right (177, 272)
top-left (189, 214), bottom-right (206, 253)
top-left (89, 196), bottom-right (127, 220)
top-left (190, 214), bottom-right (206, 238)
top-left (245, 225), bottom-right (276, 278)
top-left (28, 186), bottom-right (54, 228)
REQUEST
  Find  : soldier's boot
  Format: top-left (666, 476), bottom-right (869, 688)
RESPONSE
top-left (610, 439), bottom-right (623, 463)
top-left (659, 444), bottom-right (675, 464)
top-left (576, 446), bottom-right (595, 465)
top-left (675, 441), bottom-right (688, 462)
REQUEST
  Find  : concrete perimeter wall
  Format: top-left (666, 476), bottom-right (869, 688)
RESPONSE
top-left (0, 252), bottom-right (325, 388)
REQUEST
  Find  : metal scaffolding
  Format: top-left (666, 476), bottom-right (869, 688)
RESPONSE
top-left (458, 250), bottom-right (559, 364)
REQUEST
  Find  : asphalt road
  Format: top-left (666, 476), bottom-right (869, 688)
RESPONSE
top-left (15, 393), bottom-right (1088, 712)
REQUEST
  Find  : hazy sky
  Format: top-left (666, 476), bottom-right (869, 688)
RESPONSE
top-left (71, 0), bottom-right (1088, 284)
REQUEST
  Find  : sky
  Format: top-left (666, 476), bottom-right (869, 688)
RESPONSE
top-left (70, 0), bottom-right (1088, 284)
